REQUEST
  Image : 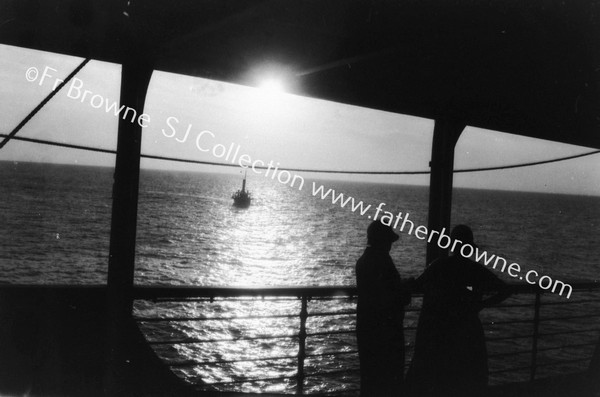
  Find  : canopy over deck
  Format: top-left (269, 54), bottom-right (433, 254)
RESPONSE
top-left (1, 0), bottom-right (599, 149)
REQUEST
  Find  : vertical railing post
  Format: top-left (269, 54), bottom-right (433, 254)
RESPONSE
top-left (588, 323), bottom-right (600, 393)
top-left (296, 295), bottom-right (308, 394)
top-left (530, 291), bottom-right (541, 382)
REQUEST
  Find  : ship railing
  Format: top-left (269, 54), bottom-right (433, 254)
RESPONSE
top-left (132, 281), bottom-right (600, 395)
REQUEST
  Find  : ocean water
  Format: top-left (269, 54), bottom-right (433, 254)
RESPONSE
top-left (1, 161), bottom-right (600, 393)
top-left (2, 161), bottom-right (599, 285)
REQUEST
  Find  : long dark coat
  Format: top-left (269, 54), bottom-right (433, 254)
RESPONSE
top-left (406, 255), bottom-right (506, 397)
top-left (356, 247), bottom-right (411, 397)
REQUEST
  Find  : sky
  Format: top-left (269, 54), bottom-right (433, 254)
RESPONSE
top-left (1, 43), bottom-right (599, 196)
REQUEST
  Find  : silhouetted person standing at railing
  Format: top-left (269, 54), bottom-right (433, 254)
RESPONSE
top-left (406, 225), bottom-right (510, 397)
top-left (356, 221), bottom-right (411, 396)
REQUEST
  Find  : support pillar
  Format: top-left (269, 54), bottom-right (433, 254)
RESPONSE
top-left (425, 117), bottom-right (465, 265)
top-left (104, 59), bottom-right (153, 395)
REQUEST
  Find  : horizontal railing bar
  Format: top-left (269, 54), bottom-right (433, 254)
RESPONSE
top-left (299, 328), bottom-right (418, 337)
top-left (200, 375), bottom-right (295, 386)
top-left (483, 318), bottom-right (534, 326)
top-left (486, 333), bottom-right (534, 342)
top-left (489, 365), bottom-right (532, 374)
top-left (304, 368), bottom-right (361, 378)
top-left (305, 296), bottom-right (357, 301)
top-left (148, 298), bottom-right (215, 303)
top-left (129, 282), bottom-right (600, 301)
top-left (488, 341), bottom-right (598, 359)
top-left (146, 296), bottom-right (356, 304)
top-left (537, 328), bottom-right (600, 338)
top-left (494, 303), bottom-right (536, 309)
top-left (147, 328), bottom-right (598, 344)
top-left (2, 282), bottom-right (597, 297)
top-left (535, 357), bottom-right (590, 368)
top-left (309, 388), bottom-right (361, 397)
top-left (151, 297), bottom-right (301, 303)
top-left (133, 285), bottom-right (359, 300)
top-left (148, 333), bottom-right (299, 345)
top-left (308, 310), bottom-right (356, 317)
top-left (539, 313), bottom-right (600, 322)
top-left (150, 335), bottom-right (600, 350)
top-left (486, 328), bottom-right (598, 342)
top-left (489, 349), bottom-right (534, 358)
top-left (167, 354), bottom-right (298, 367)
top-left (539, 298), bottom-right (600, 306)
top-left (536, 342), bottom-right (598, 353)
top-left (145, 328), bottom-right (598, 346)
top-left (152, 334), bottom-right (600, 351)
top-left (305, 350), bottom-right (358, 358)
top-left (138, 296), bottom-right (600, 312)
top-left (306, 329), bottom-right (355, 337)
top-left (135, 313), bottom-right (298, 322)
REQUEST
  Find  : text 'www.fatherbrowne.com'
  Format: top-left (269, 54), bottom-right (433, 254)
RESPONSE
top-left (311, 181), bottom-right (573, 299)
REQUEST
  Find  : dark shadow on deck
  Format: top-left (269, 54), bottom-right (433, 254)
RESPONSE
top-left (0, 286), bottom-right (206, 396)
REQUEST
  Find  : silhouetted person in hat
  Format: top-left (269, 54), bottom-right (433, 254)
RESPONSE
top-left (356, 221), bottom-right (411, 396)
top-left (406, 225), bottom-right (510, 397)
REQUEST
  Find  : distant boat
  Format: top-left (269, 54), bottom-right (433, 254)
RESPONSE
top-left (232, 172), bottom-right (251, 208)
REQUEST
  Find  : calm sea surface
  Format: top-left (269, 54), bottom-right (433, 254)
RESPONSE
top-left (1, 161), bottom-right (600, 393)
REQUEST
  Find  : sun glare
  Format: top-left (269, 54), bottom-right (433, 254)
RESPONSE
top-left (245, 77), bottom-right (290, 116)
top-left (258, 78), bottom-right (285, 94)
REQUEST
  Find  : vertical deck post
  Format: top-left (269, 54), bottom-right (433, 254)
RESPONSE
top-left (425, 117), bottom-right (465, 265)
top-left (530, 291), bottom-right (541, 382)
top-left (104, 59), bottom-right (153, 394)
top-left (297, 295), bottom-right (308, 394)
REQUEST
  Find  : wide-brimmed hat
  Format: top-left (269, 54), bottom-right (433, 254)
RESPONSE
top-left (367, 221), bottom-right (400, 244)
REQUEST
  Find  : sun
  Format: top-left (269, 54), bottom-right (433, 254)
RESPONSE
top-left (246, 76), bottom-right (290, 116)
top-left (258, 78), bottom-right (285, 94)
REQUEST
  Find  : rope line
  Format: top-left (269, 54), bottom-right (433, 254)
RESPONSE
top-left (2, 134), bottom-right (599, 175)
top-left (453, 150), bottom-right (600, 174)
top-left (0, 58), bottom-right (91, 149)
top-left (0, 135), bottom-right (115, 154)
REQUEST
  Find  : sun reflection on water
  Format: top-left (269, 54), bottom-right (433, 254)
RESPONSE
top-left (135, 295), bottom-right (360, 394)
